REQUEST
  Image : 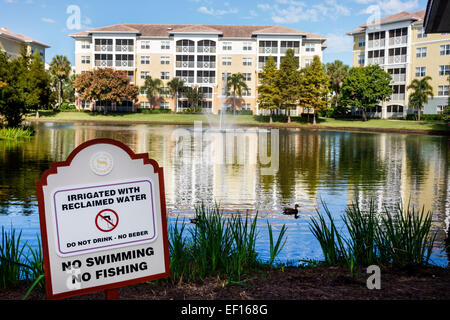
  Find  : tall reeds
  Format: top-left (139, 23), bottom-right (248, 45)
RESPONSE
top-left (309, 199), bottom-right (437, 269)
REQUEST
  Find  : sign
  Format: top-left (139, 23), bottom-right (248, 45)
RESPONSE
top-left (36, 138), bottom-right (170, 299)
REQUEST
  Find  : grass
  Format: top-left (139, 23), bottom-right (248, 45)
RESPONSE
top-left (27, 110), bottom-right (449, 133)
top-left (310, 199), bottom-right (437, 272)
top-left (168, 203), bottom-right (287, 284)
top-left (0, 126), bottom-right (34, 140)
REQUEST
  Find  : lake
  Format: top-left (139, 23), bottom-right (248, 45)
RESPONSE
top-left (1, 121), bottom-right (449, 266)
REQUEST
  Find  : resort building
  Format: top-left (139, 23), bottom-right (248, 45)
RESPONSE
top-left (347, 10), bottom-right (450, 118)
top-left (69, 24), bottom-right (326, 114)
top-left (0, 27), bottom-right (50, 61)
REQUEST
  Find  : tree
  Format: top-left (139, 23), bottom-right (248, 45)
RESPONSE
top-left (226, 73), bottom-right (249, 115)
top-left (276, 49), bottom-right (301, 123)
top-left (298, 56), bottom-right (329, 125)
top-left (341, 64), bottom-right (393, 121)
top-left (325, 60), bottom-right (350, 109)
top-left (407, 76), bottom-right (433, 121)
top-left (49, 55), bottom-right (71, 108)
top-left (141, 76), bottom-right (164, 110)
top-left (183, 85), bottom-right (203, 111)
top-left (257, 56), bottom-right (280, 124)
top-left (167, 77), bottom-right (184, 113)
top-left (73, 68), bottom-right (138, 113)
top-left (25, 50), bottom-right (53, 115)
top-left (0, 51), bottom-right (28, 127)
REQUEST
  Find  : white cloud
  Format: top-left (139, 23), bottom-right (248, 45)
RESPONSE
top-left (257, 4), bottom-right (271, 11)
top-left (41, 17), bottom-right (56, 23)
top-left (324, 33), bottom-right (353, 54)
top-left (268, 0), bottom-right (350, 24)
top-left (197, 5), bottom-right (238, 16)
top-left (358, 0), bottom-right (419, 15)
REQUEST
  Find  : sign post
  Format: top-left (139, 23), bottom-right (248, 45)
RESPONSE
top-left (36, 138), bottom-right (170, 299)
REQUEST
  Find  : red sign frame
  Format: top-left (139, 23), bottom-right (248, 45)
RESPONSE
top-left (36, 138), bottom-right (170, 300)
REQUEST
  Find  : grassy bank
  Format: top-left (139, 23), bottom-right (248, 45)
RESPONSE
top-left (0, 126), bottom-right (34, 140)
top-left (27, 110), bottom-right (449, 134)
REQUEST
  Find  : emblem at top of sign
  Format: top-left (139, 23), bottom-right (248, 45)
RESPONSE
top-left (90, 151), bottom-right (114, 176)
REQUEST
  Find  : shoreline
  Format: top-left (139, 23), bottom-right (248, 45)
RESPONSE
top-left (26, 116), bottom-right (450, 136)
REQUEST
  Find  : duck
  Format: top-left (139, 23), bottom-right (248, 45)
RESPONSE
top-left (282, 204), bottom-right (300, 219)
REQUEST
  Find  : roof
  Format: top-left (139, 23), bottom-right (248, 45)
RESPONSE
top-left (346, 10), bottom-right (426, 35)
top-left (69, 24), bottom-right (326, 40)
top-left (0, 27), bottom-right (50, 48)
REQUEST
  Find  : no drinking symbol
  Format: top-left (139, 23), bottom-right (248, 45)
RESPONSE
top-left (95, 209), bottom-right (119, 232)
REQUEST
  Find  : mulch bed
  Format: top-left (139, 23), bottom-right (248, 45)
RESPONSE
top-left (1, 265), bottom-right (449, 300)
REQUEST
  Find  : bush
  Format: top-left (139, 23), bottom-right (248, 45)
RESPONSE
top-left (59, 102), bottom-right (76, 111)
top-left (137, 108), bottom-right (172, 114)
top-left (420, 114), bottom-right (443, 121)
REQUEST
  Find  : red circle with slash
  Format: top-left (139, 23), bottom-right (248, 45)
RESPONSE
top-left (95, 209), bottom-right (119, 232)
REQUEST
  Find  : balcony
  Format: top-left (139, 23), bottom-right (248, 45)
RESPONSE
top-left (176, 46), bottom-right (195, 53)
top-left (197, 46), bottom-right (216, 53)
top-left (115, 45), bottom-right (134, 52)
top-left (202, 92), bottom-right (213, 99)
top-left (367, 57), bottom-right (385, 65)
top-left (389, 36), bottom-right (407, 46)
top-left (94, 60), bottom-right (113, 67)
top-left (197, 61), bottom-right (216, 69)
top-left (176, 61), bottom-right (195, 68)
top-left (280, 47), bottom-right (299, 54)
top-left (197, 77), bottom-right (215, 84)
top-left (388, 55), bottom-right (407, 64)
top-left (258, 47), bottom-right (278, 54)
top-left (115, 60), bottom-right (135, 67)
top-left (391, 73), bottom-right (406, 82)
top-left (94, 45), bottom-right (113, 52)
top-left (367, 39), bottom-right (385, 48)
top-left (390, 93), bottom-right (405, 101)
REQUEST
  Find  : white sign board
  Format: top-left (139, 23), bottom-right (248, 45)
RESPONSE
top-left (36, 139), bottom-right (170, 299)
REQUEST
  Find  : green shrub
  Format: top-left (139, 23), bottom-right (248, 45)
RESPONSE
top-left (420, 114), bottom-right (442, 121)
top-left (0, 126), bottom-right (34, 140)
top-left (59, 102), bottom-right (76, 111)
top-left (137, 108), bottom-right (172, 114)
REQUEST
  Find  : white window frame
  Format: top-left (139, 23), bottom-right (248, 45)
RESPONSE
top-left (439, 65), bottom-right (450, 76)
top-left (243, 57), bottom-right (252, 66)
top-left (440, 44), bottom-right (450, 55)
top-left (160, 56), bottom-right (170, 65)
top-left (243, 73), bottom-right (251, 81)
top-left (161, 40), bottom-right (170, 50)
top-left (81, 55), bottom-right (90, 64)
top-left (415, 66), bottom-right (426, 77)
top-left (222, 41), bottom-right (232, 51)
top-left (141, 40), bottom-right (151, 50)
top-left (417, 28), bottom-right (427, 39)
top-left (222, 57), bottom-right (232, 66)
top-left (140, 56), bottom-right (150, 64)
top-left (140, 71), bottom-right (150, 79)
top-left (416, 47), bottom-right (427, 58)
top-left (160, 72), bottom-right (170, 80)
top-left (305, 43), bottom-right (315, 52)
top-left (243, 41), bottom-right (252, 51)
top-left (358, 38), bottom-right (365, 47)
top-left (438, 85), bottom-right (449, 96)
top-left (81, 40), bottom-right (91, 49)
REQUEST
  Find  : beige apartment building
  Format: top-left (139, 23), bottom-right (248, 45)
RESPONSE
top-left (347, 10), bottom-right (450, 118)
top-left (0, 27), bottom-right (50, 61)
top-left (70, 24), bottom-right (326, 114)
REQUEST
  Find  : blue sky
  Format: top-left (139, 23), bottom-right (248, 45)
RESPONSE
top-left (0, 0), bottom-right (428, 66)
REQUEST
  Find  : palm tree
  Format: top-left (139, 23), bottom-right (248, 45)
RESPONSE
top-left (407, 76), bottom-right (433, 121)
top-left (183, 86), bottom-right (203, 111)
top-left (142, 76), bottom-right (164, 110)
top-left (49, 55), bottom-right (71, 108)
top-left (226, 73), bottom-right (249, 115)
top-left (167, 77), bottom-right (184, 113)
top-left (325, 60), bottom-right (349, 109)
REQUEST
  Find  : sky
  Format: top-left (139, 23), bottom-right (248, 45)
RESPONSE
top-left (0, 0), bottom-right (429, 66)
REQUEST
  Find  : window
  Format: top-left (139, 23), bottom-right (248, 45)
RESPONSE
top-left (222, 57), bottom-right (232, 66)
top-left (81, 56), bottom-right (90, 64)
top-left (141, 71), bottom-right (150, 79)
top-left (358, 37), bottom-right (365, 47)
top-left (243, 41), bottom-right (253, 51)
top-left (141, 56), bottom-right (150, 64)
top-left (81, 101), bottom-right (90, 109)
top-left (243, 73), bottom-right (251, 81)
top-left (437, 105), bottom-right (446, 114)
top-left (417, 28), bottom-right (427, 38)
top-left (241, 88), bottom-right (251, 96)
top-left (127, 71), bottom-right (134, 83)
top-left (439, 65), bottom-right (450, 76)
top-left (242, 103), bottom-right (251, 110)
top-left (141, 40), bottom-right (150, 50)
top-left (305, 59), bottom-right (313, 66)
top-left (161, 40), bottom-right (170, 50)
top-left (141, 101), bottom-right (150, 109)
top-left (222, 41), bottom-right (232, 51)
top-left (160, 101), bottom-right (170, 109)
top-left (416, 47), bottom-right (427, 58)
top-left (358, 54), bottom-right (365, 65)
top-left (81, 40), bottom-right (91, 49)
top-left (243, 58), bottom-right (252, 66)
top-left (415, 67), bottom-right (426, 77)
top-left (438, 85), bottom-right (449, 96)
top-left (305, 43), bottom-right (315, 52)
top-left (222, 72), bottom-right (231, 81)
top-left (160, 72), bottom-right (170, 80)
top-left (440, 44), bottom-right (450, 55)
top-left (161, 56), bottom-right (170, 65)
